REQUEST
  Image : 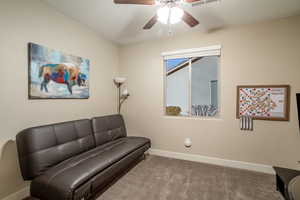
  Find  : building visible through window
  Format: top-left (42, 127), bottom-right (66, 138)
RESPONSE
top-left (164, 49), bottom-right (220, 117)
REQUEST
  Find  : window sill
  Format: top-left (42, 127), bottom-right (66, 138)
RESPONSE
top-left (163, 114), bottom-right (222, 121)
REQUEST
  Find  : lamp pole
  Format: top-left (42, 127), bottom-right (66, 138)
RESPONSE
top-left (117, 83), bottom-right (121, 114)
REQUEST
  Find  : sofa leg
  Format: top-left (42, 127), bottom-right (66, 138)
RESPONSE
top-left (142, 152), bottom-right (150, 160)
top-left (142, 154), bottom-right (146, 160)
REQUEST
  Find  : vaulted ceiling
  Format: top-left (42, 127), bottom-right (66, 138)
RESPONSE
top-left (42, 0), bottom-right (300, 44)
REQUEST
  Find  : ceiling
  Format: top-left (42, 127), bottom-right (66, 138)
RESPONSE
top-left (42, 0), bottom-right (300, 45)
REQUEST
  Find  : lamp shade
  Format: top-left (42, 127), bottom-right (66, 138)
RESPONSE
top-left (114, 77), bottom-right (126, 84)
top-left (122, 88), bottom-right (129, 96)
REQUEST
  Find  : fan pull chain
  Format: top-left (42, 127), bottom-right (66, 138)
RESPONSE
top-left (168, 23), bottom-right (173, 35)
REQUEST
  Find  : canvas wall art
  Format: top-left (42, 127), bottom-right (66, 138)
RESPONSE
top-left (28, 43), bottom-right (90, 99)
top-left (236, 85), bottom-right (290, 121)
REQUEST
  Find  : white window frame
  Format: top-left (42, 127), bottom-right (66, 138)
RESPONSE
top-left (163, 45), bottom-right (221, 118)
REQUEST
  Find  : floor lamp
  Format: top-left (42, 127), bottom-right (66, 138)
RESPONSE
top-left (114, 77), bottom-right (130, 114)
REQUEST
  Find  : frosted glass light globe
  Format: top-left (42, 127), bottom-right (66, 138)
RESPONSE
top-left (157, 6), bottom-right (169, 24)
top-left (157, 6), bottom-right (184, 25)
top-left (170, 7), bottom-right (184, 24)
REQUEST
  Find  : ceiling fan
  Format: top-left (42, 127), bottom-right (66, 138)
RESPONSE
top-left (113, 0), bottom-right (204, 30)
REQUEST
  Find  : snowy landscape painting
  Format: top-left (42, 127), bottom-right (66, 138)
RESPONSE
top-left (28, 43), bottom-right (89, 99)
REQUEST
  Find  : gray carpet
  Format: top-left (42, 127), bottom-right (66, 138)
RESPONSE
top-left (97, 155), bottom-right (282, 200)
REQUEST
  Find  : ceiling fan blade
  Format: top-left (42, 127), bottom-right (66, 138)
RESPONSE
top-left (143, 15), bottom-right (157, 30)
top-left (114, 0), bottom-right (155, 5)
top-left (182, 11), bottom-right (199, 27)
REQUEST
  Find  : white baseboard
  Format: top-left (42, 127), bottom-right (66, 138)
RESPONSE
top-left (149, 149), bottom-right (275, 174)
top-left (2, 186), bottom-right (29, 200)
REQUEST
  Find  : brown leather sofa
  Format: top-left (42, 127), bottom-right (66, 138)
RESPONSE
top-left (16, 114), bottom-right (151, 200)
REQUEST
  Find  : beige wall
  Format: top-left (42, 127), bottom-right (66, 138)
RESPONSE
top-left (0, 0), bottom-right (119, 198)
top-left (1, 0), bottom-right (300, 198)
top-left (119, 16), bottom-right (300, 170)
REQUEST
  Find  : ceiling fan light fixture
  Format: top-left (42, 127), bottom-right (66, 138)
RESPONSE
top-left (170, 7), bottom-right (184, 24)
top-left (157, 6), bottom-right (184, 25)
top-left (157, 6), bottom-right (169, 24)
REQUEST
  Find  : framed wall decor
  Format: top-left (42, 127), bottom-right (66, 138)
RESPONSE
top-left (236, 85), bottom-right (290, 121)
top-left (28, 43), bottom-right (90, 99)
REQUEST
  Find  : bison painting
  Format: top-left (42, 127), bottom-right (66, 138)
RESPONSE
top-left (28, 43), bottom-right (89, 99)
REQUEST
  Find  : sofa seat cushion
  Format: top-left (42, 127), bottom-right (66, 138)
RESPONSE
top-left (30, 136), bottom-right (150, 200)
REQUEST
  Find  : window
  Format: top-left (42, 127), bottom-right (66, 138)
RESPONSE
top-left (163, 46), bottom-right (221, 117)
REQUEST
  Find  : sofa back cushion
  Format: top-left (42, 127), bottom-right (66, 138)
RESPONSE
top-left (92, 114), bottom-right (127, 146)
top-left (16, 119), bottom-right (95, 180)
